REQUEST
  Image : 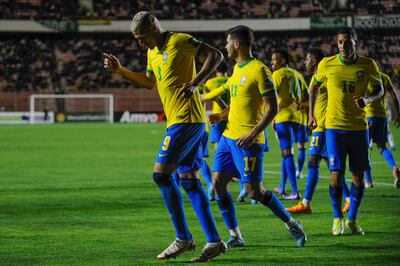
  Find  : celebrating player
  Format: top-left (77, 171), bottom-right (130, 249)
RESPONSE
top-left (103, 11), bottom-right (227, 262)
top-left (210, 25), bottom-right (306, 248)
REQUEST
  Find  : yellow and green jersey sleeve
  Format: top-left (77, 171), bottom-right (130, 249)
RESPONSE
top-left (204, 75), bottom-right (230, 113)
top-left (146, 32), bottom-right (205, 128)
top-left (223, 58), bottom-right (275, 144)
top-left (272, 66), bottom-right (302, 124)
top-left (310, 75), bottom-right (328, 132)
top-left (365, 71), bottom-right (391, 118)
top-left (316, 54), bottom-right (382, 130)
top-left (295, 70), bottom-right (308, 126)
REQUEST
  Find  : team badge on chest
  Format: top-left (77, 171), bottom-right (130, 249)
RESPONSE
top-left (240, 75), bottom-right (247, 85)
top-left (356, 71), bottom-right (365, 80)
top-left (163, 52), bottom-right (168, 62)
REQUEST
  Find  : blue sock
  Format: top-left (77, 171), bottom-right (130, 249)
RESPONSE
top-left (284, 154), bottom-right (298, 194)
top-left (297, 148), bottom-right (306, 174)
top-left (329, 185), bottom-right (343, 218)
top-left (348, 182), bottom-right (365, 220)
top-left (342, 176), bottom-right (350, 199)
top-left (181, 179), bottom-right (220, 243)
top-left (200, 160), bottom-right (213, 189)
top-left (172, 172), bottom-right (180, 186)
top-left (239, 179), bottom-right (245, 192)
top-left (215, 192), bottom-right (238, 229)
top-left (364, 169), bottom-right (373, 184)
top-left (382, 148), bottom-right (396, 170)
top-left (279, 160), bottom-right (287, 194)
top-left (153, 173), bottom-right (191, 240)
top-left (259, 190), bottom-right (290, 223)
top-left (304, 161), bottom-right (319, 201)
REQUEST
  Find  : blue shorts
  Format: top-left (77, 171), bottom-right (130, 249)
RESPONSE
top-left (275, 122), bottom-right (296, 150)
top-left (156, 123), bottom-right (205, 174)
top-left (202, 131), bottom-right (209, 158)
top-left (213, 136), bottom-right (264, 183)
top-left (326, 129), bottom-right (370, 172)
top-left (367, 117), bottom-right (388, 144)
top-left (210, 120), bottom-right (227, 143)
top-left (294, 123), bottom-right (309, 143)
top-left (308, 131), bottom-right (328, 158)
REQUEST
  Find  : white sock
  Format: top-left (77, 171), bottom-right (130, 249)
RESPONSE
top-left (285, 217), bottom-right (297, 229)
top-left (229, 226), bottom-right (243, 239)
top-left (302, 199), bottom-right (310, 207)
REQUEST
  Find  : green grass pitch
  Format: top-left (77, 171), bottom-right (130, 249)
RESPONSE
top-left (1, 123), bottom-right (399, 265)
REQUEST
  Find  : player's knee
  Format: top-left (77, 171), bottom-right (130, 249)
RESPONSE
top-left (308, 156), bottom-right (320, 168)
top-left (248, 188), bottom-right (264, 201)
top-left (152, 172), bottom-right (173, 187)
top-left (377, 143), bottom-right (386, 153)
top-left (330, 171), bottom-right (343, 187)
top-left (281, 149), bottom-right (292, 157)
top-left (352, 172), bottom-right (364, 186)
top-left (216, 194), bottom-right (232, 209)
top-left (262, 190), bottom-right (273, 203)
top-left (181, 178), bottom-right (200, 193)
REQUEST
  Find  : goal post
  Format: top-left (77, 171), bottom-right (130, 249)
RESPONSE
top-left (29, 94), bottom-right (114, 124)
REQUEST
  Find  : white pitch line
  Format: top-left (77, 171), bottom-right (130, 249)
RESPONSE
top-left (263, 170), bottom-right (394, 187)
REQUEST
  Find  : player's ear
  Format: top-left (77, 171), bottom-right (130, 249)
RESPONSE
top-left (234, 40), bottom-right (240, 49)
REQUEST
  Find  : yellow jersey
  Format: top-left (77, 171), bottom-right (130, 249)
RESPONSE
top-left (294, 69), bottom-right (308, 126)
top-left (223, 58), bottom-right (275, 144)
top-left (310, 75), bottom-right (327, 132)
top-left (146, 32), bottom-right (206, 128)
top-left (272, 66), bottom-right (302, 124)
top-left (365, 72), bottom-right (392, 118)
top-left (204, 75), bottom-right (230, 113)
top-left (315, 54), bottom-right (381, 131)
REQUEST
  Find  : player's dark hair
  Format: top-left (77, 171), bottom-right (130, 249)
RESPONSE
top-left (337, 27), bottom-right (357, 41)
top-left (225, 25), bottom-right (254, 48)
top-left (216, 60), bottom-right (228, 74)
top-left (307, 47), bottom-right (325, 64)
top-left (272, 48), bottom-right (290, 64)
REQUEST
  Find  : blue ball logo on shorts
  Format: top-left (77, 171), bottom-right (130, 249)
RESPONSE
top-left (329, 155), bottom-right (335, 166)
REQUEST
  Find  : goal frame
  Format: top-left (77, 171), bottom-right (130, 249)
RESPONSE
top-left (29, 94), bottom-right (114, 124)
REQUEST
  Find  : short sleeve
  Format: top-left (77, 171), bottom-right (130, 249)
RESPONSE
top-left (204, 79), bottom-right (230, 101)
top-left (271, 70), bottom-right (281, 93)
top-left (255, 66), bottom-right (275, 97)
top-left (368, 59), bottom-right (382, 88)
top-left (315, 58), bottom-right (327, 84)
top-left (175, 33), bottom-right (202, 56)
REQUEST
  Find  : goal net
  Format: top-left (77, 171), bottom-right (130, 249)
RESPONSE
top-left (29, 94), bottom-right (114, 124)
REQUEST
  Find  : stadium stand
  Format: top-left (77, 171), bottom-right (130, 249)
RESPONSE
top-left (0, 0), bottom-right (399, 112)
top-left (1, 0), bottom-right (399, 19)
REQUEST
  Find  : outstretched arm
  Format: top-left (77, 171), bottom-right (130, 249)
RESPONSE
top-left (103, 53), bottom-right (156, 89)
